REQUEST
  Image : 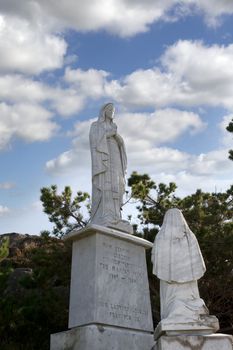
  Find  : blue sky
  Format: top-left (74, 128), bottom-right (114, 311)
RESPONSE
top-left (0, 1), bottom-right (232, 234)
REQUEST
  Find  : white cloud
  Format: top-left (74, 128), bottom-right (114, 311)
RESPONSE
top-left (65, 68), bottom-right (109, 99)
top-left (0, 182), bottom-right (15, 190)
top-left (0, 74), bottom-right (85, 117)
top-left (63, 42), bottom-right (233, 113)
top-left (0, 0), bottom-right (177, 38)
top-left (0, 69), bottom-right (106, 149)
top-left (0, 205), bottom-right (10, 216)
top-left (1, 39), bottom-right (233, 151)
top-left (46, 118), bottom-right (92, 175)
top-left (128, 146), bottom-right (232, 199)
top-left (128, 147), bottom-right (190, 174)
top-left (0, 75), bottom-right (49, 103)
top-left (1, 0), bottom-right (232, 40)
top-left (19, 39), bottom-right (232, 114)
top-left (0, 103), bottom-right (58, 149)
top-left (105, 68), bottom-right (176, 107)
top-left (46, 149), bottom-right (82, 175)
top-left (0, 15), bottom-right (67, 75)
top-left (162, 40), bottom-right (233, 101)
top-left (154, 171), bottom-right (233, 197)
top-left (105, 41), bottom-right (233, 111)
top-left (50, 89), bottom-right (85, 117)
top-left (189, 149), bottom-right (232, 176)
top-left (117, 109), bottom-right (205, 147)
top-left (187, 0), bottom-right (233, 26)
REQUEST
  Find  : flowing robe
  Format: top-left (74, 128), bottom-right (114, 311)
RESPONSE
top-left (89, 120), bottom-right (127, 226)
top-left (152, 208), bottom-right (208, 323)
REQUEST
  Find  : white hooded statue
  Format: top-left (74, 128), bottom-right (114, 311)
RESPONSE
top-left (152, 208), bottom-right (219, 335)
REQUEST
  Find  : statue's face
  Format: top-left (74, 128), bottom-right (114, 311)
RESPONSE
top-left (105, 104), bottom-right (114, 120)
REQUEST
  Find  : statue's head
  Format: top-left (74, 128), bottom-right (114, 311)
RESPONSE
top-left (98, 103), bottom-right (115, 122)
top-left (161, 208), bottom-right (189, 239)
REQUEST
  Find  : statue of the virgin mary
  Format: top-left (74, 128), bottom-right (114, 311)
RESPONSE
top-left (89, 103), bottom-right (132, 234)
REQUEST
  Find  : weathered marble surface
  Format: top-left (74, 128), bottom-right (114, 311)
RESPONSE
top-left (154, 316), bottom-right (219, 340)
top-left (152, 208), bottom-right (219, 335)
top-left (152, 208), bottom-right (206, 284)
top-left (152, 334), bottom-right (233, 350)
top-left (68, 225), bottom-right (153, 332)
top-left (51, 324), bottom-right (154, 350)
top-left (89, 103), bottom-right (132, 234)
top-left (65, 224), bottom-right (152, 248)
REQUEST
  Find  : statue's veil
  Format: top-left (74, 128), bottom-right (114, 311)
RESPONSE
top-left (98, 103), bottom-right (114, 122)
top-left (152, 208), bottom-right (206, 283)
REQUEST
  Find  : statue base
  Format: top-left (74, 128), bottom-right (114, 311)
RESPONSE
top-left (154, 315), bottom-right (219, 339)
top-left (153, 317), bottom-right (231, 350)
top-left (152, 334), bottom-right (233, 350)
top-left (50, 324), bottom-right (154, 350)
top-left (51, 225), bottom-right (154, 349)
top-left (65, 225), bottom-right (153, 330)
top-left (107, 219), bottom-right (133, 234)
top-left (89, 219), bottom-right (133, 234)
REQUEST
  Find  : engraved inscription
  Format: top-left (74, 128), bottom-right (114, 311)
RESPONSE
top-left (96, 236), bottom-right (151, 329)
top-left (99, 240), bottom-right (144, 284)
top-left (99, 301), bottom-right (149, 323)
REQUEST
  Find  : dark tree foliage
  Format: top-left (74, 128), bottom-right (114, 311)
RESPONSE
top-left (128, 172), bottom-right (233, 333)
top-left (40, 185), bottom-right (90, 238)
top-left (226, 118), bottom-right (233, 160)
top-left (128, 171), bottom-right (178, 228)
top-left (0, 236), bottom-right (9, 262)
top-left (0, 235), bottom-right (72, 350)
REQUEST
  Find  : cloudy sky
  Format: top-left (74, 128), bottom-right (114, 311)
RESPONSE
top-left (0, 0), bottom-right (233, 234)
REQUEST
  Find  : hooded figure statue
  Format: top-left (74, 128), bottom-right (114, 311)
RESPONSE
top-left (152, 208), bottom-right (219, 332)
top-left (152, 208), bottom-right (206, 284)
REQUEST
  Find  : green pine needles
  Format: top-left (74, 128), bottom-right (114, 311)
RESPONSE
top-left (0, 236), bottom-right (9, 262)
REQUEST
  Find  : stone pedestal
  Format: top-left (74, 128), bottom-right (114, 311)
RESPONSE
top-left (50, 225), bottom-right (154, 350)
top-left (51, 324), bottom-right (154, 350)
top-left (152, 334), bottom-right (233, 350)
top-left (153, 315), bottom-right (232, 350)
top-left (154, 316), bottom-right (219, 339)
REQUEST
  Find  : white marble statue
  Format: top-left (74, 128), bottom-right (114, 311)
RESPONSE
top-left (89, 103), bottom-right (132, 233)
top-left (152, 208), bottom-right (219, 333)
